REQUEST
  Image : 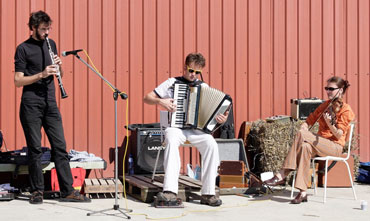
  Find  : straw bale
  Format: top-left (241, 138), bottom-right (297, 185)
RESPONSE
top-left (246, 119), bottom-right (307, 174)
top-left (343, 125), bottom-right (360, 176)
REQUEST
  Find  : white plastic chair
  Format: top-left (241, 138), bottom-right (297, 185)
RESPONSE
top-left (291, 122), bottom-right (357, 203)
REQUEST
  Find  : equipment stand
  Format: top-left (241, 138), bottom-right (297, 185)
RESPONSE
top-left (72, 53), bottom-right (132, 219)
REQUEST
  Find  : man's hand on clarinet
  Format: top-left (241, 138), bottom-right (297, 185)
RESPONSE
top-left (41, 65), bottom-right (59, 78)
top-left (53, 54), bottom-right (62, 66)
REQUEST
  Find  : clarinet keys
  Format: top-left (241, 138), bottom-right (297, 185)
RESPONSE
top-left (45, 34), bottom-right (68, 99)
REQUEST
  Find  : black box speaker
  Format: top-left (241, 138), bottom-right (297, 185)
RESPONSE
top-left (290, 98), bottom-right (324, 120)
top-left (131, 128), bottom-right (165, 174)
top-left (216, 138), bottom-right (249, 171)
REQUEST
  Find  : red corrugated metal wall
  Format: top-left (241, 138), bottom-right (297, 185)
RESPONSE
top-left (1, 0), bottom-right (369, 178)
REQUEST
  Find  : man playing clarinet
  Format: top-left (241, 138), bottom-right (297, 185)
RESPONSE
top-left (14, 10), bottom-right (90, 204)
top-left (144, 53), bottom-right (229, 206)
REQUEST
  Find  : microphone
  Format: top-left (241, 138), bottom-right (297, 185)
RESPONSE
top-left (62, 49), bottom-right (83, 57)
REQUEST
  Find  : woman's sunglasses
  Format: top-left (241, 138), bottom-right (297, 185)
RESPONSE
top-left (187, 66), bottom-right (202, 75)
top-left (324, 87), bottom-right (340, 91)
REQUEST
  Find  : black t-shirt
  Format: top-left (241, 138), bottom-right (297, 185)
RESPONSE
top-left (14, 36), bottom-right (57, 102)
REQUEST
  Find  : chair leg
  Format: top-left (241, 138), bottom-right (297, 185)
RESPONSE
top-left (312, 160), bottom-right (317, 195)
top-left (291, 171), bottom-right (296, 199)
top-left (343, 161), bottom-right (357, 200)
top-left (151, 149), bottom-right (161, 182)
top-left (324, 160), bottom-right (329, 203)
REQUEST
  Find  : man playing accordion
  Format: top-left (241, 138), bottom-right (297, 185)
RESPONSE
top-left (144, 53), bottom-right (229, 206)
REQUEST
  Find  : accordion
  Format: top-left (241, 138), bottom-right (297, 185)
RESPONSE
top-left (169, 83), bottom-right (232, 133)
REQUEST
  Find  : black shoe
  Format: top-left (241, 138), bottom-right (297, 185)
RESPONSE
top-left (60, 190), bottom-right (91, 203)
top-left (30, 191), bottom-right (43, 204)
top-left (200, 195), bottom-right (222, 207)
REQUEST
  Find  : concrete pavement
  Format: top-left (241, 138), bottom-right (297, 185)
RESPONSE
top-left (0, 183), bottom-right (369, 221)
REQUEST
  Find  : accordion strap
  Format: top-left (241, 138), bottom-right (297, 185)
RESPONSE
top-left (174, 76), bottom-right (203, 86)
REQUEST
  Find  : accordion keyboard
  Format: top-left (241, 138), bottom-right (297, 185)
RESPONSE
top-left (171, 84), bottom-right (189, 128)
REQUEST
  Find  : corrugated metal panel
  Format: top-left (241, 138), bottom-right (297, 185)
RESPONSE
top-left (73, 0), bottom-right (88, 151)
top-left (0, 0), bottom-right (369, 179)
top-left (358, 0), bottom-right (370, 162)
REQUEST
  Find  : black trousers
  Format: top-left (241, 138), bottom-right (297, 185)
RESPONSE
top-left (20, 99), bottom-right (74, 196)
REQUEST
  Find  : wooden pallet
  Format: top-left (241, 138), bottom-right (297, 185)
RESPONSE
top-left (84, 178), bottom-right (123, 198)
top-left (124, 175), bottom-right (204, 203)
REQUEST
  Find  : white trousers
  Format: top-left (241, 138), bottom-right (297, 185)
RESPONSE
top-left (163, 127), bottom-right (220, 195)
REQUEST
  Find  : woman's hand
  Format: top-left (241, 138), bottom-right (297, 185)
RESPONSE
top-left (323, 112), bottom-right (333, 125)
top-left (323, 111), bottom-right (343, 139)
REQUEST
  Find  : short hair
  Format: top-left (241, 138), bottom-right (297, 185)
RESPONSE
top-left (327, 76), bottom-right (350, 94)
top-left (185, 53), bottom-right (206, 68)
top-left (28, 10), bottom-right (52, 31)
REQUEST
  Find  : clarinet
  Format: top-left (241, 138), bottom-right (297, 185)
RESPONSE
top-left (45, 35), bottom-right (68, 99)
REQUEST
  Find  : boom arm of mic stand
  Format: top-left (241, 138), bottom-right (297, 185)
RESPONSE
top-left (74, 54), bottom-right (128, 100)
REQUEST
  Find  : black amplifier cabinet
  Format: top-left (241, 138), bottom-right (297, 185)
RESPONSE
top-left (130, 128), bottom-right (165, 174)
top-left (290, 98), bottom-right (324, 120)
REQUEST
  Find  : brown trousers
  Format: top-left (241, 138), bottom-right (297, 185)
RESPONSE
top-left (282, 129), bottom-right (343, 191)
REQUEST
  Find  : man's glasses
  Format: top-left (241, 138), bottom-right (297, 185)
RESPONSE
top-left (38, 27), bottom-right (52, 32)
top-left (325, 87), bottom-right (340, 91)
top-left (187, 66), bottom-right (202, 75)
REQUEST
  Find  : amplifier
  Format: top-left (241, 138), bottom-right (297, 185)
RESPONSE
top-left (266, 115), bottom-right (291, 123)
top-left (290, 98), bottom-right (324, 120)
top-left (216, 139), bottom-right (250, 189)
top-left (130, 128), bottom-right (165, 174)
top-left (216, 138), bottom-right (249, 171)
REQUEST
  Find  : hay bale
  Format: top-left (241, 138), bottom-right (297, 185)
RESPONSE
top-left (247, 119), bottom-right (306, 174)
top-left (343, 123), bottom-right (360, 177)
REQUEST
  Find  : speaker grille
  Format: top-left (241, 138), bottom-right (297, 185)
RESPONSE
top-left (216, 138), bottom-right (249, 170)
top-left (135, 128), bottom-right (165, 174)
top-left (299, 103), bottom-right (322, 119)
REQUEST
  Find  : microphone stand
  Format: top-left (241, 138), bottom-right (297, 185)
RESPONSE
top-left (70, 52), bottom-right (131, 219)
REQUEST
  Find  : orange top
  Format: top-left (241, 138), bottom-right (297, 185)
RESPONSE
top-left (306, 100), bottom-right (355, 146)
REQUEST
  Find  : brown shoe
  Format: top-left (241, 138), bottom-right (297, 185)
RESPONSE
top-left (291, 192), bottom-right (308, 204)
top-left (201, 195), bottom-right (222, 207)
top-left (30, 190), bottom-right (43, 204)
top-left (156, 191), bottom-right (177, 202)
top-left (60, 190), bottom-right (91, 203)
top-left (264, 175), bottom-right (286, 186)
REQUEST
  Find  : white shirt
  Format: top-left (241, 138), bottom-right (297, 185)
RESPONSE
top-left (154, 77), bottom-right (207, 99)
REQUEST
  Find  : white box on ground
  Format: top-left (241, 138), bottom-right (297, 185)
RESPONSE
top-left (260, 171), bottom-right (274, 182)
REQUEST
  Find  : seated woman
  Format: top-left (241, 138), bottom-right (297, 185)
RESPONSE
top-left (264, 76), bottom-right (355, 204)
